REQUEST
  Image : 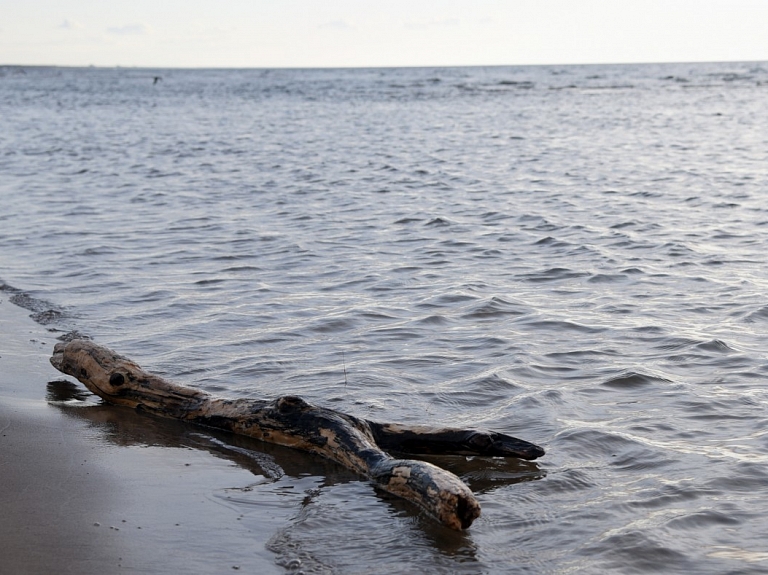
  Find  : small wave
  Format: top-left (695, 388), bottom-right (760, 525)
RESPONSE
top-left (497, 80), bottom-right (534, 89)
top-left (588, 531), bottom-right (689, 572)
top-left (741, 305), bottom-right (768, 323)
top-left (307, 317), bottom-right (356, 334)
top-left (368, 326), bottom-right (421, 341)
top-left (705, 462), bottom-right (768, 492)
top-left (393, 217), bottom-right (422, 224)
top-left (460, 296), bottom-right (526, 319)
top-left (652, 337), bottom-right (700, 352)
top-left (481, 211), bottom-right (514, 222)
top-left (587, 273), bottom-right (627, 284)
top-left (545, 349), bottom-right (619, 361)
top-left (534, 236), bottom-right (571, 248)
top-left (553, 428), bottom-right (666, 470)
top-left (413, 314), bottom-right (449, 325)
top-left (625, 480), bottom-right (702, 510)
top-left (610, 446), bottom-right (676, 472)
top-left (695, 339), bottom-right (734, 353)
top-left (519, 318), bottom-right (604, 334)
top-left (610, 221), bottom-right (637, 229)
top-left (533, 468), bottom-right (595, 494)
top-left (418, 292), bottom-right (478, 307)
top-left (521, 267), bottom-right (590, 283)
top-left (630, 324), bottom-right (667, 335)
top-left (78, 246), bottom-right (116, 256)
top-left (665, 509), bottom-right (740, 530)
top-left (424, 216), bottom-right (453, 226)
top-left (602, 371), bottom-right (672, 389)
top-left (456, 335), bottom-right (511, 352)
top-left (467, 372), bottom-right (521, 392)
top-left (221, 265), bottom-right (263, 273)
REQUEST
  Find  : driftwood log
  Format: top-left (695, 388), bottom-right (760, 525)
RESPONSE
top-left (50, 340), bottom-right (544, 530)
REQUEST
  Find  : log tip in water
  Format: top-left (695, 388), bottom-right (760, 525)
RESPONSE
top-left (373, 459), bottom-right (482, 530)
top-left (482, 431), bottom-right (546, 460)
top-left (369, 423), bottom-right (546, 460)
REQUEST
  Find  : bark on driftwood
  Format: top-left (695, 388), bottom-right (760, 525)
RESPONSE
top-left (50, 340), bottom-right (544, 530)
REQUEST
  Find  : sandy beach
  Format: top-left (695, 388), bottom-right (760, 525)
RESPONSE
top-left (0, 297), bottom-right (296, 574)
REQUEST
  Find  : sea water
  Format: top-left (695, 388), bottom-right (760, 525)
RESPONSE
top-left (2, 62), bottom-right (768, 573)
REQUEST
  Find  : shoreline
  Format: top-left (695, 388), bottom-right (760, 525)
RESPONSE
top-left (0, 297), bottom-right (288, 574)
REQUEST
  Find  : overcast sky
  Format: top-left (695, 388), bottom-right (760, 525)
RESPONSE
top-left (2, 0), bottom-right (768, 68)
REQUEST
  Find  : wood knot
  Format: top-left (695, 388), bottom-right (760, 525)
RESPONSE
top-left (109, 372), bottom-right (125, 387)
top-left (276, 395), bottom-right (309, 413)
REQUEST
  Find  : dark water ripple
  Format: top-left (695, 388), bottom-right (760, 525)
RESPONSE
top-left (3, 62), bottom-right (768, 573)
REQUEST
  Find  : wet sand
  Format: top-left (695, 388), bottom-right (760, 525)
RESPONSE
top-left (0, 298), bottom-right (288, 574)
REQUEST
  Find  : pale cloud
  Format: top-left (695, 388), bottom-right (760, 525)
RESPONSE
top-left (107, 23), bottom-right (150, 36)
top-left (404, 18), bottom-right (459, 31)
top-left (318, 20), bottom-right (355, 31)
top-left (59, 19), bottom-right (83, 30)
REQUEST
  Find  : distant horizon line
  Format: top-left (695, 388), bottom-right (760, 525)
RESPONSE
top-left (2, 58), bottom-right (767, 71)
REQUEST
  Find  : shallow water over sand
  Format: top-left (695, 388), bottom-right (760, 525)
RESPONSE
top-left (3, 62), bottom-right (768, 573)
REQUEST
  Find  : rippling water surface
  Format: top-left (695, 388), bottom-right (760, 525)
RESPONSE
top-left (3, 62), bottom-right (768, 573)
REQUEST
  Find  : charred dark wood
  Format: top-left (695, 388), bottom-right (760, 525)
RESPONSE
top-left (50, 339), bottom-right (544, 530)
top-left (369, 422), bottom-right (544, 459)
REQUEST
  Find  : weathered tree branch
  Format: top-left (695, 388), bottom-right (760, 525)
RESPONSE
top-left (50, 339), bottom-right (544, 530)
